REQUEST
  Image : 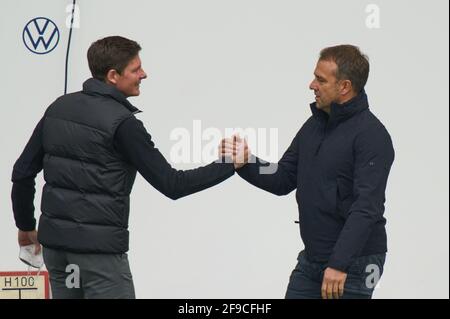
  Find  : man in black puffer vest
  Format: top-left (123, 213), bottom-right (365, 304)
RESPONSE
top-left (11, 36), bottom-right (237, 298)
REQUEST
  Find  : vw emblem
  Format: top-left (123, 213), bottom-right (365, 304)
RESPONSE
top-left (23, 17), bottom-right (60, 54)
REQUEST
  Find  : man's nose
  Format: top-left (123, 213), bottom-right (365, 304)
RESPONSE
top-left (141, 70), bottom-right (148, 79)
top-left (309, 80), bottom-right (316, 90)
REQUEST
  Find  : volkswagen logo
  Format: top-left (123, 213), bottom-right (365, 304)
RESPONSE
top-left (23, 17), bottom-right (60, 54)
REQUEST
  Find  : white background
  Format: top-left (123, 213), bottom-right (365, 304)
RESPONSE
top-left (0, 0), bottom-right (448, 298)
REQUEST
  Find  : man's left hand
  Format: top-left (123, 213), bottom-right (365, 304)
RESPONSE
top-left (18, 230), bottom-right (41, 255)
top-left (321, 267), bottom-right (347, 299)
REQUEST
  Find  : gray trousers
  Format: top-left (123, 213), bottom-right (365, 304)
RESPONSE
top-left (43, 247), bottom-right (135, 299)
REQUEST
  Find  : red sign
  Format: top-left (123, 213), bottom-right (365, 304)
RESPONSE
top-left (0, 271), bottom-right (50, 299)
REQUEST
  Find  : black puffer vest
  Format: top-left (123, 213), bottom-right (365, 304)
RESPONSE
top-left (38, 78), bottom-right (140, 254)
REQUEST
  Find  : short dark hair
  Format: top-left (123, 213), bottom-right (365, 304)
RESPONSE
top-left (87, 36), bottom-right (141, 81)
top-left (319, 44), bottom-right (369, 93)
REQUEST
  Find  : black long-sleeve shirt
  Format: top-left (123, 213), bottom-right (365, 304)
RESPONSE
top-left (12, 116), bottom-right (234, 231)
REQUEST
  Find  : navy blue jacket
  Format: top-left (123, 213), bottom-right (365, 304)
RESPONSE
top-left (237, 91), bottom-right (395, 272)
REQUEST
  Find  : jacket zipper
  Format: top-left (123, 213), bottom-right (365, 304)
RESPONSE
top-left (315, 122), bottom-right (329, 156)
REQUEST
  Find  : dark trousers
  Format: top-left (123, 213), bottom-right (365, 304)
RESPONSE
top-left (285, 250), bottom-right (386, 299)
top-left (43, 247), bottom-right (135, 299)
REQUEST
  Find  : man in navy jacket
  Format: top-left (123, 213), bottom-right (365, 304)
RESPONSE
top-left (222, 45), bottom-right (394, 299)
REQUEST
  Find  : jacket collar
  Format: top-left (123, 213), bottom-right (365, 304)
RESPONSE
top-left (310, 90), bottom-right (369, 125)
top-left (82, 78), bottom-right (142, 114)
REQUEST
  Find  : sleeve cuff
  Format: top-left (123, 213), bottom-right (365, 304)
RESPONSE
top-left (16, 219), bottom-right (36, 232)
top-left (327, 256), bottom-right (351, 273)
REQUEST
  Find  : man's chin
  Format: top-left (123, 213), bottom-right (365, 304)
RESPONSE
top-left (128, 89), bottom-right (140, 97)
top-left (315, 102), bottom-right (331, 112)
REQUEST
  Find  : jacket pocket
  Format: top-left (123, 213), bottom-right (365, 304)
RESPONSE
top-left (315, 181), bottom-right (338, 214)
top-left (336, 177), bottom-right (353, 219)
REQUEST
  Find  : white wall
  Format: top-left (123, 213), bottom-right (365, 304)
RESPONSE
top-left (1, 0), bottom-right (448, 298)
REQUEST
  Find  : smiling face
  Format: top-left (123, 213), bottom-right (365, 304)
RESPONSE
top-left (106, 55), bottom-right (147, 97)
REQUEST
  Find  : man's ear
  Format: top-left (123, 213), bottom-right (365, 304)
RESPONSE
top-left (105, 69), bottom-right (119, 85)
top-left (340, 79), bottom-right (353, 96)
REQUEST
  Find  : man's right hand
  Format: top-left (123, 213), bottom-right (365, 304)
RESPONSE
top-left (18, 230), bottom-right (41, 255)
top-left (219, 135), bottom-right (250, 169)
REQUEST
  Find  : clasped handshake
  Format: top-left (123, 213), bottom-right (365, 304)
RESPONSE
top-left (219, 135), bottom-right (250, 169)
